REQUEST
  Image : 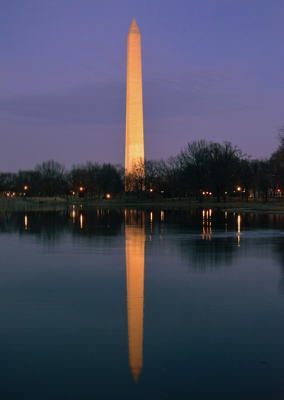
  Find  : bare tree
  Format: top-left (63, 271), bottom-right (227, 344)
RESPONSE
top-left (208, 142), bottom-right (241, 202)
top-left (277, 123), bottom-right (284, 150)
top-left (16, 170), bottom-right (41, 197)
top-left (125, 158), bottom-right (145, 195)
top-left (257, 159), bottom-right (272, 202)
top-left (98, 163), bottom-right (124, 197)
top-left (35, 160), bottom-right (66, 197)
top-left (181, 140), bottom-right (211, 201)
top-left (0, 172), bottom-right (17, 194)
top-left (238, 159), bottom-right (253, 202)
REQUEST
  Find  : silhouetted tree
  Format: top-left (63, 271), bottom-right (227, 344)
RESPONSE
top-left (98, 163), bottom-right (124, 197)
top-left (164, 156), bottom-right (179, 200)
top-left (0, 172), bottom-right (17, 194)
top-left (16, 170), bottom-right (41, 197)
top-left (35, 160), bottom-right (66, 197)
top-left (144, 159), bottom-right (156, 193)
top-left (69, 164), bottom-right (90, 196)
top-left (270, 125), bottom-right (284, 196)
top-left (238, 159), bottom-right (253, 202)
top-left (257, 159), bottom-right (272, 202)
top-left (208, 142), bottom-right (241, 202)
top-left (126, 158), bottom-right (145, 195)
top-left (250, 160), bottom-right (260, 201)
top-left (277, 123), bottom-right (284, 150)
top-left (181, 140), bottom-right (210, 201)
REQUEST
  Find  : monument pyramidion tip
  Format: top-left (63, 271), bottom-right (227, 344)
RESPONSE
top-left (128, 18), bottom-right (140, 34)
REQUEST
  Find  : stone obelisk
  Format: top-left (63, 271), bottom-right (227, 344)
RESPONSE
top-left (125, 18), bottom-right (144, 176)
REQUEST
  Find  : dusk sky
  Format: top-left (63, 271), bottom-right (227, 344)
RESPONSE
top-left (1, 0), bottom-right (284, 172)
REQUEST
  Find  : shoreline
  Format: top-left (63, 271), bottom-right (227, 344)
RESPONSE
top-left (1, 196), bottom-right (284, 213)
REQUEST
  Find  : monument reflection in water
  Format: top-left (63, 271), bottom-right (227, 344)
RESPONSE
top-left (125, 210), bottom-right (145, 383)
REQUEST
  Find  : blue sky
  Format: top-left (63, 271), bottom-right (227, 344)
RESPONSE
top-left (1, 0), bottom-right (284, 171)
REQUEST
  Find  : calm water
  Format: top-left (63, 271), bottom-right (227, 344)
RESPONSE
top-left (1, 207), bottom-right (284, 400)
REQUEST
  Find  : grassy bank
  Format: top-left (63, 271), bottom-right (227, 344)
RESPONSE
top-left (1, 196), bottom-right (284, 213)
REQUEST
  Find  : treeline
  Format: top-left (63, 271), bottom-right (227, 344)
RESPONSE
top-left (134, 139), bottom-right (284, 202)
top-left (0, 161), bottom-right (124, 198)
top-left (1, 126), bottom-right (284, 201)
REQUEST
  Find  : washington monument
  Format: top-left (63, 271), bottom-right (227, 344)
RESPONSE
top-left (125, 18), bottom-right (144, 175)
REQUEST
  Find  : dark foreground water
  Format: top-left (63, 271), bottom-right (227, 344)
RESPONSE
top-left (1, 207), bottom-right (284, 400)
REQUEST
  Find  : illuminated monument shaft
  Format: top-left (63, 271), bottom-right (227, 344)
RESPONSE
top-left (125, 18), bottom-right (144, 174)
top-left (125, 210), bottom-right (145, 382)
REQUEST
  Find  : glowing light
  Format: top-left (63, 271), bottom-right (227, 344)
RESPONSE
top-left (150, 188), bottom-right (153, 192)
top-left (80, 214), bottom-right (83, 229)
top-left (150, 212), bottom-right (153, 222)
top-left (237, 187), bottom-right (241, 191)
top-left (209, 209), bottom-right (212, 217)
top-left (24, 215), bottom-right (28, 230)
top-left (106, 194), bottom-right (111, 199)
top-left (161, 211), bottom-right (164, 222)
top-left (79, 187), bottom-right (84, 191)
top-left (24, 186), bottom-right (28, 190)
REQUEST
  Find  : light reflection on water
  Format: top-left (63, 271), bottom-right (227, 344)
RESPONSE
top-left (125, 210), bottom-right (145, 383)
top-left (0, 208), bottom-right (284, 399)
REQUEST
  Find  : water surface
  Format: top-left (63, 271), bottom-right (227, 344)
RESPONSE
top-left (1, 208), bottom-right (284, 399)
